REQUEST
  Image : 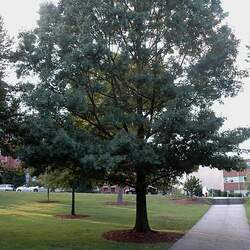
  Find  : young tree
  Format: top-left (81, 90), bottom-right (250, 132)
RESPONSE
top-left (245, 174), bottom-right (250, 195)
top-left (116, 186), bottom-right (124, 204)
top-left (37, 168), bottom-right (58, 202)
top-left (49, 169), bottom-right (83, 216)
top-left (15, 0), bottom-right (250, 233)
top-left (183, 176), bottom-right (202, 197)
top-left (39, 169), bottom-right (79, 212)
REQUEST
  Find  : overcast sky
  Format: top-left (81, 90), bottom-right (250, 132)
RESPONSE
top-left (0, 0), bottom-right (250, 155)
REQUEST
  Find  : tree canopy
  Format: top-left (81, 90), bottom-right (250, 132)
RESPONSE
top-left (0, 16), bottom-right (19, 156)
top-left (183, 176), bottom-right (202, 197)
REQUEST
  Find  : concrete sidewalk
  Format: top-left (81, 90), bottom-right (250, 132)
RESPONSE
top-left (170, 205), bottom-right (250, 250)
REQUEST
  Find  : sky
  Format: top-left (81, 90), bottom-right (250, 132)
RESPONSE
top-left (0, 0), bottom-right (250, 154)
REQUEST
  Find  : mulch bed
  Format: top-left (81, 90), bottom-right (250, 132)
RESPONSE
top-left (172, 198), bottom-right (208, 205)
top-left (103, 229), bottom-right (183, 244)
top-left (55, 214), bottom-right (89, 220)
top-left (105, 201), bottom-right (135, 206)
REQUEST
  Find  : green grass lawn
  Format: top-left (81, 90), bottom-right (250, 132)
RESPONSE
top-left (244, 199), bottom-right (250, 224)
top-left (0, 192), bottom-right (209, 250)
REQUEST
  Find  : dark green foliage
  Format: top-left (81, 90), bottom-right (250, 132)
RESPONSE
top-left (153, 176), bottom-right (179, 195)
top-left (183, 176), bottom-right (202, 197)
top-left (0, 165), bottom-right (25, 188)
top-left (19, 114), bottom-right (100, 213)
top-left (209, 189), bottom-right (228, 197)
top-left (228, 193), bottom-right (242, 198)
top-left (17, 98), bottom-right (102, 214)
top-left (15, 0), bottom-right (250, 232)
top-left (0, 16), bottom-right (20, 156)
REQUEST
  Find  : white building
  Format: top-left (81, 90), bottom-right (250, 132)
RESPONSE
top-left (180, 166), bottom-right (224, 194)
top-left (191, 166), bottom-right (224, 191)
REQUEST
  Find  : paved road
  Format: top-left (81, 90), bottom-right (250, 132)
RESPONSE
top-left (170, 205), bottom-right (250, 250)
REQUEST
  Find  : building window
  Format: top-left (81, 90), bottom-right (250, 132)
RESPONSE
top-left (224, 176), bottom-right (246, 183)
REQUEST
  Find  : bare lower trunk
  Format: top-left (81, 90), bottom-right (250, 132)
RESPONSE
top-left (71, 184), bottom-right (75, 216)
top-left (134, 171), bottom-right (151, 232)
top-left (47, 187), bottom-right (50, 202)
top-left (116, 186), bottom-right (124, 204)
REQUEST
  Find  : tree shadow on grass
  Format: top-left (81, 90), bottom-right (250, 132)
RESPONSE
top-left (37, 200), bottom-right (60, 204)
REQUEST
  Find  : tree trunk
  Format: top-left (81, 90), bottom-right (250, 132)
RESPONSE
top-left (116, 186), bottom-right (124, 204)
top-left (134, 171), bottom-right (151, 232)
top-left (71, 184), bottom-right (75, 216)
top-left (47, 187), bottom-right (50, 202)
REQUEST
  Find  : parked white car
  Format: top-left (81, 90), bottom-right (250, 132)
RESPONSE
top-left (0, 184), bottom-right (14, 191)
top-left (53, 188), bottom-right (68, 193)
top-left (16, 185), bottom-right (47, 192)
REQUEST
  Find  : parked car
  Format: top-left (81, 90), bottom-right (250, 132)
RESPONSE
top-left (125, 186), bottom-right (158, 195)
top-left (92, 186), bottom-right (100, 193)
top-left (147, 185), bottom-right (158, 195)
top-left (0, 184), bottom-right (14, 191)
top-left (53, 188), bottom-right (69, 193)
top-left (16, 185), bottom-right (47, 192)
top-left (125, 187), bottom-right (136, 194)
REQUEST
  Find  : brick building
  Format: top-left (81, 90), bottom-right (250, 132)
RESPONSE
top-left (0, 155), bottom-right (19, 170)
top-left (223, 159), bottom-right (250, 195)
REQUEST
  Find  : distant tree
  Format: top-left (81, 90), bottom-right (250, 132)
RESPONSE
top-left (15, 0), bottom-right (250, 233)
top-left (183, 176), bottom-right (202, 197)
top-left (154, 176), bottom-right (179, 195)
top-left (245, 174), bottom-right (250, 195)
top-left (39, 168), bottom-right (79, 210)
top-left (116, 186), bottom-right (125, 204)
top-left (0, 16), bottom-right (20, 156)
top-left (0, 16), bottom-right (11, 85)
top-left (37, 168), bottom-right (58, 202)
top-left (103, 170), bottom-right (128, 204)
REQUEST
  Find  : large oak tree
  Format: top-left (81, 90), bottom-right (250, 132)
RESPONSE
top-left (16, 0), bottom-right (250, 232)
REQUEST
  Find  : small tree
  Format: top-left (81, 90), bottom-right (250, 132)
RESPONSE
top-left (52, 170), bottom-right (80, 216)
top-left (104, 170), bottom-right (128, 204)
top-left (37, 168), bottom-right (81, 211)
top-left (37, 168), bottom-right (59, 202)
top-left (183, 176), bottom-right (202, 197)
top-left (245, 174), bottom-right (250, 195)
